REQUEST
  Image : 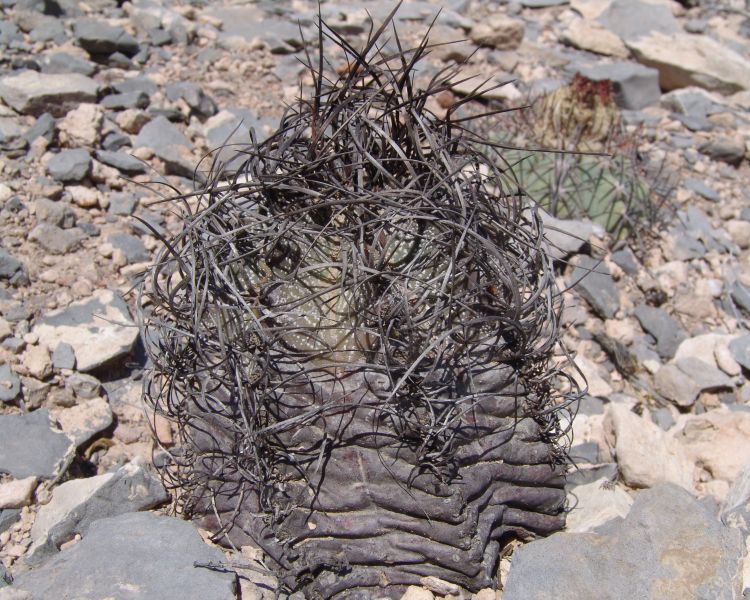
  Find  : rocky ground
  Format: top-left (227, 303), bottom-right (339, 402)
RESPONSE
top-left (0, 0), bottom-right (749, 598)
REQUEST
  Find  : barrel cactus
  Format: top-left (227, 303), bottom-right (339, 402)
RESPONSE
top-left (489, 74), bottom-right (672, 241)
top-left (140, 14), bottom-right (575, 599)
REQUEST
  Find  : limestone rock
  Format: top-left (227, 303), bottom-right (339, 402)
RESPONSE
top-left (0, 410), bottom-right (74, 480)
top-left (469, 14), bottom-right (525, 50)
top-left (566, 478), bottom-right (632, 533)
top-left (0, 71), bottom-right (98, 117)
top-left (628, 32), bottom-right (750, 94)
top-left (33, 289), bottom-right (139, 372)
top-left (503, 484), bottom-right (745, 600)
top-left (606, 404), bottom-right (693, 490)
top-left (27, 460), bottom-right (167, 564)
top-left (58, 103), bottom-right (103, 148)
top-left (560, 19), bottom-right (628, 58)
top-left (13, 512), bottom-right (237, 599)
top-left (0, 477), bottom-right (37, 509)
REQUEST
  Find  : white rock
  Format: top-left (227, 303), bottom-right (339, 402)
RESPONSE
top-left (566, 478), bottom-right (632, 532)
top-left (469, 14), bottom-right (525, 50)
top-left (560, 19), bottom-right (629, 58)
top-left (50, 396), bottom-right (113, 447)
top-left (606, 404), bottom-right (694, 490)
top-left (674, 333), bottom-right (740, 377)
top-left (400, 586), bottom-right (435, 600)
top-left (419, 576), bottom-right (459, 596)
top-left (33, 289), bottom-right (139, 372)
top-left (0, 476), bottom-right (37, 509)
top-left (22, 344), bottom-right (52, 380)
top-left (0, 183), bottom-right (13, 203)
top-left (58, 103), bottom-right (103, 148)
top-left (573, 355), bottom-right (612, 398)
top-left (67, 185), bottom-right (101, 209)
top-left (674, 410), bottom-right (750, 484)
top-left (628, 32), bottom-right (750, 93)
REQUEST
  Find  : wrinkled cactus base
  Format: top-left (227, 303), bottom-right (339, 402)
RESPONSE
top-left (192, 369), bottom-right (566, 599)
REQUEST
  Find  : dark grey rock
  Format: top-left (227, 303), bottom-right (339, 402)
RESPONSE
top-left (39, 52), bottom-right (97, 76)
top-left (101, 130), bottom-right (131, 151)
top-left (65, 372), bottom-right (101, 399)
top-left (597, 0), bottom-right (679, 42)
top-left (0, 248), bottom-right (24, 280)
top-left (29, 19), bottom-right (66, 43)
top-left (148, 106), bottom-right (184, 123)
top-left (504, 483), bottom-right (744, 600)
top-left (539, 210), bottom-right (592, 261)
top-left (0, 300), bottom-right (30, 323)
top-left (611, 247), bottom-right (639, 275)
top-left (23, 112), bottom-right (56, 145)
top-left (33, 289), bottom-right (139, 373)
top-left (108, 51), bottom-right (134, 69)
top-left (673, 113), bottom-right (712, 132)
top-left (577, 394), bottom-right (606, 416)
top-left (0, 508), bottom-right (20, 534)
top-left (566, 462), bottom-right (618, 488)
top-left (27, 460), bottom-right (169, 564)
top-left (204, 108), bottom-right (272, 170)
top-left (570, 442), bottom-right (600, 465)
top-left (107, 191), bottom-right (138, 215)
top-left (112, 76), bottom-right (157, 96)
top-left (77, 221), bottom-right (99, 237)
top-left (654, 364), bottom-right (700, 408)
top-left (107, 233), bottom-right (149, 264)
top-left (684, 177), bottom-right (719, 202)
top-left (0, 22), bottom-right (22, 46)
top-left (1, 337), bottom-right (25, 354)
top-left (0, 70), bottom-right (98, 117)
top-left (722, 459), bottom-right (750, 533)
top-left (0, 409), bottom-right (74, 479)
top-left (165, 82), bottom-right (217, 118)
top-left (47, 149), bottom-right (92, 183)
top-left (633, 305), bottom-right (686, 359)
top-left (730, 282), bottom-right (750, 316)
top-left (729, 336), bottom-right (750, 372)
top-left (699, 137), bottom-right (745, 166)
top-left (28, 223), bottom-right (85, 254)
top-left (95, 150), bottom-right (147, 175)
top-left (676, 357), bottom-right (734, 391)
top-left (651, 407), bottom-right (675, 431)
top-left (574, 62), bottom-right (660, 110)
top-left (684, 19), bottom-right (706, 34)
top-left (0, 562), bottom-right (9, 587)
top-left (521, 0), bottom-right (569, 6)
top-left (158, 145), bottom-right (203, 182)
top-left (35, 198), bottom-right (76, 229)
top-left (129, 210), bottom-right (165, 237)
top-left (661, 87), bottom-right (726, 120)
top-left (74, 19), bottom-right (140, 57)
top-left (0, 363), bottom-right (21, 403)
top-left (99, 91), bottom-right (149, 110)
top-left (0, 117), bottom-right (23, 144)
top-left (13, 512), bottom-right (238, 600)
top-left (51, 342), bottom-right (76, 370)
top-left (569, 255), bottom-right (620, 319)
top-left (133, 115), bottom-right (191, 155)
top-left (147, 27), bottom-right (172, 46)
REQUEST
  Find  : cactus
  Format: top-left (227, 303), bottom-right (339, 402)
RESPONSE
top-left (140, 10), bottom-right (577, 599)
top-left (485, 74), bottom-right (672, 241)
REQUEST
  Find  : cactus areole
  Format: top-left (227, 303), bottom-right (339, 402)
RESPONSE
top-left (140, 8), bottom-right (576, 598)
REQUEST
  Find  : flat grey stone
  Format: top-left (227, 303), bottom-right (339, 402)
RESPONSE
top-left (101, 131), bottom-right (131, 152)
top-left (0, 248), bottom-right (24, 280)
top-left (0, 70), bottom-right (98, 117)
top-left (539, 209), bottom-right (593, 261)
top-left (0, 508), bottom-right (20, 534)
top-left (569, 255), bottom-right (620, 319)
top-left (729, 336), bottom-right (750, 372)
top-left (22, 113), bottom-right (55, 145)
top-left (28, 223), bottom-right (85, 255)
top-left (722, 459), bottom-right (750, 532)
top-left (597, 0), bottom-right (679, 43)
top-left (65, 372), bottom-right (101, 399)
top-left (29, 19), bottom-right (66, 43)
top-left (113, 77), bottom-right (157, 96)
top-left (675, 357), bottom-right (734, 391)
top-left (0, 117), bottom-right (23, 144)
top-left (95, 150), bottom-right (147, 175)
top-left (99, 91), bottom-right (149, 110)
top-left (33, 289), bottom-right (139, 372)
top-left (133, 115), bottom-right (191, 156)
top-left (74, 19), bottom-right (140, 57)
top-left (699, 137), bottom-right (745, 167)
top-left (661, 87), bottom-right (728, 120)
top-left (165, 82), bottom-right (217, 118)
top-left (13, 512), bottom-right (237, 600)
top-left (521, 0), bottom-right (568, 6)
top-left (39, 52), bottom-right (96, 76)
top-left (730, 282), bottom-right (750, 316)
top-left (575, 61), bottom-right (660, 110)
top-left (504, 483), bottom-right (745, 600)
top-left (34, 198), bottom-right (76, 229)
top-left (0, 409), bottom-right (74, 479)
top-left (203, 108), bottom-right (272, 171)
top-left (0, 22), bottom-right (22, 46)
top-left (633, 304), bottom-right (686, 359)
top-left (107, 192), bottom-right (138, 216)
top-left (654, 364), bottom-right (700, 408)
top-left (27, 460), bottom-right (168, 564)
top-left (610, 247), bottom-right (639, 275)
top-left (684, 178), bottom-right (719, 202)
top-left (47, 149), bottom-right (92, 183)
top-left (107, 233), bottom-right (149, 264)
top-left (51, 342), bottom-right (76, 370)
top-left (651, 407), bottom-right (675, 431)
top-left (0, 363), bottom-right (21, 403)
